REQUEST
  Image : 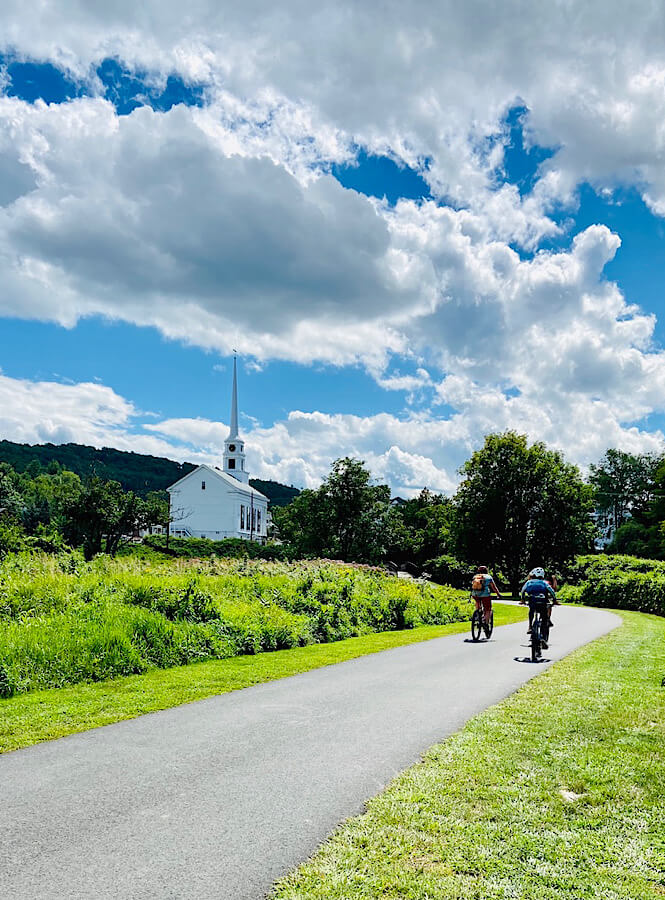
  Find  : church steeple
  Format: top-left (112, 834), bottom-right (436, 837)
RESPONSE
top-left (229, 354), bottom-right (239, 439)
top-left (222, 355), bottom-right (249, 482)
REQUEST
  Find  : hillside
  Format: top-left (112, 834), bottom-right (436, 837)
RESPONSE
top-left (0, 440), bottom-right (300, 506)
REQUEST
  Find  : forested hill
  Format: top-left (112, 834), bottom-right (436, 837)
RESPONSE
top-left (0, 440), bottom-right (300, 506)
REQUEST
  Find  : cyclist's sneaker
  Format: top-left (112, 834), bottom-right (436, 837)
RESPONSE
top-left (527, 627), bottom-right (532, 634)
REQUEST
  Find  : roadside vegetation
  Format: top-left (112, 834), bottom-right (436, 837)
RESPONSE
top-left (272, 609), bottom-right (665, 900)
top-left (560, 554), bottom-right (665, 615)
top-left (0, 553), bottom-right (473, 699)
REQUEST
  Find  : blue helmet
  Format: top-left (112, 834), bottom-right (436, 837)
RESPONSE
top-left (529, 567), bottom-right (545, 579)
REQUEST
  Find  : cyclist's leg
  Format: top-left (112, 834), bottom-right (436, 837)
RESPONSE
top-left (481, 595), bottom-right (491, 624)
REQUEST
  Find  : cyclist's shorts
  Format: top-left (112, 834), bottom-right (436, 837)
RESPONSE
top-left (475, 596), bottom-right (492, 615)
top-left (527, 596), bottom-right (550, 610)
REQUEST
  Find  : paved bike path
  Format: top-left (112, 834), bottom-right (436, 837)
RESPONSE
top-left (0, 604), bottom-right (619, 899)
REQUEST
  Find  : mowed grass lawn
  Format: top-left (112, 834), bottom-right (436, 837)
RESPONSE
top-left (0, 603), bottom-right (526, 753)
top-left (272, 610), bottom-right (665, 900)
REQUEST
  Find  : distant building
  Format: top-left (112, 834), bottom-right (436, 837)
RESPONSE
top-left (592, 507), bottom-right (629, 551)
top-left (166, 358), bottom-right (269, 542)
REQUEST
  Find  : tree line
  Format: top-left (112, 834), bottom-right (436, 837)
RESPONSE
top-left (3, 433), bottom-right (665, 580)
top-left (0, 461), bottom-right (168, 559)
top-left (273, 435), bottom-right (665, 593)
top-left (273, 433), bottom-right (597, 594)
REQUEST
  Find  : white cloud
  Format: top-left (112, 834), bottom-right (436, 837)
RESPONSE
top-left (3, 3), bottom-right (665, 479)
top-left (0, 367), bottom-right (663, 496)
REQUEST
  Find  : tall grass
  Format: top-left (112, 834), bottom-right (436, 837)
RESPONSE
top-left (0, 553), bottom-right (471, 698)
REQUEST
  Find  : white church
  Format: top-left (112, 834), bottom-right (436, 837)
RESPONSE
top-left (166, 358), bottom-right (269, 542)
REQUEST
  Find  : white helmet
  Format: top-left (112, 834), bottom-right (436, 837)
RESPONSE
top-left (530, 567), bottom-right (545, 579)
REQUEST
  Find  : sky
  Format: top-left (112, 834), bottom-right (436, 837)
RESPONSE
top-left (2, 2), bottom-right (665, 495)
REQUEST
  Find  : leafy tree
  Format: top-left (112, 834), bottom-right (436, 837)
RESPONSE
top-left (589, 449), bottom-right (662, 529)
top-left (385, 489), bottom-right (454, 565)
top-left (608, 520), bottom-right (663, 558)
top-left (19, 469), bottom-right (83, 535)
top-left (272, 489), bottom-right (332, 557)
top-left (454, 432), bottom-right (595, 595)
top-left (273, 458), bottom-right (398, 563)
top-left (63, 476), bottom-right (149, 559)
top-left (0, 464), bottom-right (22, 521)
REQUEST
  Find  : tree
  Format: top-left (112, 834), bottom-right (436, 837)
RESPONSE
top-left (385, 489), bottom-right (454, 565)
top-left (0, 464), bottom-right (22, 521)
top-left (589, 449), bottom-right (662, 529)
top-left (63, 476), bottom-right (148, 559)
top-left (454, 432), bottom-right (595, 595)
top-left (272, 458), bottom-right (398, 563)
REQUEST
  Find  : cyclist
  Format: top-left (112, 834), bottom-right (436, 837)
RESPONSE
top-left (520, 567), bottom-right (558, 648)
top-left (471, 565), bottom-right (502, 626)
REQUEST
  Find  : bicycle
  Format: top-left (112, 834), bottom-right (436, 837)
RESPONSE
top-left (471, 603), bottom-right (494, 641)
top-left (529, 598), bottom-right (550, 661)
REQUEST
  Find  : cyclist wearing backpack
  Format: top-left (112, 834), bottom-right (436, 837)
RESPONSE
top-left (520, 567), bottom-right (558, 646)
top-left (471, 565), bottom-right (501, 625)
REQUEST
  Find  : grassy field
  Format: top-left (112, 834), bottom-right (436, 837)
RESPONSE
top-left (272, 610), bottom-right (665, 900)
top-left (0, 603), bottom-right (526, 753)
top-left (0, 552), bottom-right (474, 698)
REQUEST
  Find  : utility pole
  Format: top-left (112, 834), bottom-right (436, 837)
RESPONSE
top-left (166, 492), bottom-right (171, 550)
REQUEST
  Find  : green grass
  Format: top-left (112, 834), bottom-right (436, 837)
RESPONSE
top-left (272, 610), bottom-right (665, 900)
top-left (0, 604), bottom-right (526, 754)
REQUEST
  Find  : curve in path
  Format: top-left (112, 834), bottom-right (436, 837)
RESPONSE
top-left (0, 604), bottom-right (619, 900)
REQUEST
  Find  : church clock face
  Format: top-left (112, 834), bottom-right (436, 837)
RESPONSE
top-left (229, 444), bottom-right (236, 452)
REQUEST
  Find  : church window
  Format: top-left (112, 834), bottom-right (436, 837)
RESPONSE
top-left (201, 480), bottom-right (206, 490)
top-left (228, 459), bottom-right (236, 470)
top-left (240, 505), bottom-right (245, 530)
top-left (252, 508), bottom-right (257, 531)
top-left (257, 510), bottom-right (261, 532)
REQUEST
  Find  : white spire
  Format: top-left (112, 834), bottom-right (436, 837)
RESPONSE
top-left (229, 354), bottom-right (239, 439)
top-left (222, 353), bottom-right (249, 482)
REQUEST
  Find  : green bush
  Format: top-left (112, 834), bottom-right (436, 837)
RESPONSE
top-left (424, 555), bottom-right (476, 589)
top-left (0, 555), bottom-right (471, 697)
top-left (563, 553), bottom-right (665, 615)
top-left (142, 535), bottom-right (296, 561)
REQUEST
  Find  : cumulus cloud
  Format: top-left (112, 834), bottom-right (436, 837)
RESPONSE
top-left (3, 2), bottom-right (665, 480)
top-left (0, 373), bottom-right (212, 462)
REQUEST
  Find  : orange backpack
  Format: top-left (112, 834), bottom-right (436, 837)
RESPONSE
top-left (471, 573), bottom-right (485, 592)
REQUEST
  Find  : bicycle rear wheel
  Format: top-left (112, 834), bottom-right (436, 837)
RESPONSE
top-left (484, 609), bottom-right (494, 639)
top-left (471, 609), bottom-right (483, 642)
top-left (530, 615), bottom-right (541, 661)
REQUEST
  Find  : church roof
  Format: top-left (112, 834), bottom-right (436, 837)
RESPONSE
top-left (166, 464), bottom-right (268, 500)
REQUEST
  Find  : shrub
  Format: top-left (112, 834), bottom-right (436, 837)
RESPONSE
top-left (425, 555), bottom-right (476, 589)
top-left (563, 553), bottom-right (665, 615)
top-left (0, 554), bottom-right (471, 698)
top-left (142, 535), bottom-right (296, 561)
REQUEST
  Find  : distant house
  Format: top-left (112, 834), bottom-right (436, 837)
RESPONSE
top-left (166, 358), bottom-right (269, 542)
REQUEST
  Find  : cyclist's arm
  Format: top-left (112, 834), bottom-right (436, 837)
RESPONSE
top-left (490, 579), bottom-right (501, 599)
top-left (519, 581), bottom-right (529, 604)
top-left (545, 583), bottom-right (559, 604)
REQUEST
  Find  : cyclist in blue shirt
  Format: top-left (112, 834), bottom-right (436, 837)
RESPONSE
top-left (520, 567), bottom-right (558, 647)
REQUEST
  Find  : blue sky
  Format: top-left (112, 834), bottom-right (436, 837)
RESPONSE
top-left (2, 7), bottom-right (665, 492)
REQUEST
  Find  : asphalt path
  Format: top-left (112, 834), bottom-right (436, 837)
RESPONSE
top-left (0, 603), bottom-right (619, 899)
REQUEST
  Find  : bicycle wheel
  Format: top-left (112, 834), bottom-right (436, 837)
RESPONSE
top-left (530, 614), bottom-right (541, 661)
top-left (471, 609), bottom-right (483, 642)
top-left (484, 609), bottom-right (494, 639)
